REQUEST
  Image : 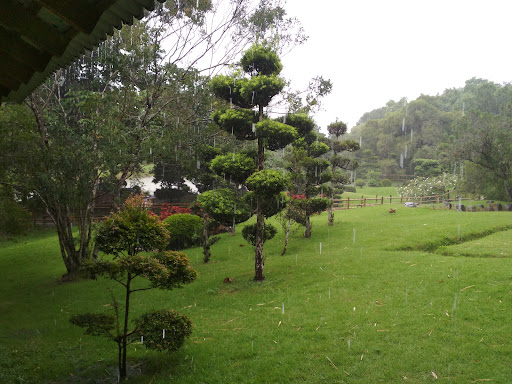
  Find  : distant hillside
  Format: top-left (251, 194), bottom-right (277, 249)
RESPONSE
top-left (346, 78), bottom-right (512, 184)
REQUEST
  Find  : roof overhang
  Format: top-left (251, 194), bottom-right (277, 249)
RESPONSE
top-left (0, 0), bottom-right (164, 103)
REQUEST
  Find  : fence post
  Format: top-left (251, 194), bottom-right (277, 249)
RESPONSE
top-left (381, 197), bottom-right (384, 205)
top-left (361, 195), bottom-right (364, 206)
top-left (363, 198), bottom-right (366, 207)
top-left (346, 197), bottom-right (349, 209)
top-left (390, 195), bottom-right (392, 203)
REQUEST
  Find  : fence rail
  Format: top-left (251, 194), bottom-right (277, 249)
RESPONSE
top-left (332, 191), bottom-right (465, 210)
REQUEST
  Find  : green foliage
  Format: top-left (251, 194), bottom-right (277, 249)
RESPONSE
top-left (355, 178), bottom-right (365, 188)
top-left (0, 190), bottom-right (31, 236)
top-left (133, 309), bottom-right (193, 352)
top-left (276, 113), bottom-right (315, 137)
top-left (69, 313), bottom-right (115, 338)
top-left (240, 75), bottom-right (286, 107)
top-left (211, 108), bottom-right (257, 140)
top-left (327, 120), bottom-right (348, 138)
top-left (413, 158), bottom-right (443, 177)
top-left (240, 43), bottom-right (283, 76)
top-left (210, 153), bottom-right (256, 185)
top-left (163, 214), bottom-right (202, 250)
top-left (95, 195), bottom-right (169, 257)
top-left (196, 188), bottom-right (250, 226)
top-left (381, 178), bottom-right (393, 187)
top-left (246, 169), bottom-right (287, 198)
top-left (255, 120), bottom-right (297, 150)
top-left (242, 222), bottom-right (278, 246)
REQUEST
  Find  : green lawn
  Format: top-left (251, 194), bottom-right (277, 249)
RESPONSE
top-left (1, 206), bottom-right (512, 383)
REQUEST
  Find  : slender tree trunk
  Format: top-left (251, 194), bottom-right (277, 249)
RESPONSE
top-left (120, 274), bottom-right (132, 379)
top-left (202, 215), bottom-right (211, 263)
top-left (327, 205), bottom-right (334, 226)
top-left (304, 215), bottom-right (311, 238)
top-left (254, 106), bottom-right (265, 281)
top-left (280, 218), bottom-right (292, 256)
top-left (254, 199), bottom-right (265, 281)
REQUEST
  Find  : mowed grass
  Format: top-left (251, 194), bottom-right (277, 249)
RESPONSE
top-left (1, 205), bottom-right (512, 383)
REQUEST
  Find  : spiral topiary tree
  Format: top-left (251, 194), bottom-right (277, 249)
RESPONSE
top-left (209, 43), bottom-right (298, 281)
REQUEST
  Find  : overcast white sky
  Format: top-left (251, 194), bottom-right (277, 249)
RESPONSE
top-left (278, 0), bottom-right (512, 132)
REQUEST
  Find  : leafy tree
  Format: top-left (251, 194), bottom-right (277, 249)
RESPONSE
top-left (326, 120), bottom-right (359, 225)
top-left (455, 112), bottom-right (512, 200)
top-left (209, 43), bottom-right (298, 280)
top-left (195, 188), bottom-right (250, 262)
top-left (163, 213), bottom-right (203, 250)
top-left (279, 115), bottom-right (331, 254)
top-left (70, 195), bottom-right (197, 380)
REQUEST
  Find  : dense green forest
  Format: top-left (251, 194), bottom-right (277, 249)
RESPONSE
top-left (345, 78), bottom-right (512, 200)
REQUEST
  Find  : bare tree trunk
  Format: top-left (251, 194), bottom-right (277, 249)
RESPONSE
top-left (254, 107), bottom-right (265, 281)
top-left (304, 215), bottom-right (311, 238)
top-left (120, 273), bottom-right (132, 379)
top-left (254, 200), bottom-right (265, 281)
top-left (327, 205), bottom-right (334, 226)
top-left (202, 215), bottom-right (211, 263)
top-left (280, 218), bottom-right (292, 256)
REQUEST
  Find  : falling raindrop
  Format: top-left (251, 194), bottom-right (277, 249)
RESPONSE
top-left (359, 136), bottom-right (362, 147)
top-left (319, 242), bottom-right (322, 254)
top-left (251, 91), bottom-right (255, 104)
top-left (163, 329), bottom-right (166, 339)
top-left (347, 339), bottom-right (351, 349)
top-left (197, 160), bottom-right (201, 169)
top-left (404, 144), bottom-right (408, 159)
top-left (410, 129), bottom-right (413, 142)
top-left (353, 228), bottom-right (356, 243)
top-left (328, 287), bottom-right (331, 299)
top-left (283, 114), bottom-right (287, 124)
top-left (400, 153), bottom-right (404, 169)
top-left (141, 335), bottom-right (144, 344)
top-left (405, 288), bottom-right (408, 304)
top-left (402, 117), bottom-right (405, 132)
top-left (282, 303), bottom-right (285, 314)
top-left (252, 123), bottom-right (255, 133)
top-left (457, 224), bottom-right (461, 240)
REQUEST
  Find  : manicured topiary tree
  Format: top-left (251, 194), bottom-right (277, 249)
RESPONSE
top-left (69, 195), bottom-right (197, 380)
top-left (326, 120), bottom-right (360, 225)
top-left (282, 115), bottom-right (331, 240)
top-left (209, 43), bottom-right (299, 280)
top-left (196, 188), bottom-right (251, 263)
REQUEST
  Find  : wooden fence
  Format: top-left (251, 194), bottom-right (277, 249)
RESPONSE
top-left (332, 191), bottom-right (466, 210)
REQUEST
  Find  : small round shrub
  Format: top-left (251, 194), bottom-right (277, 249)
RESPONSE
top-left (163, 213), bottom-right (202, 250)
top-left (133, 309), bottom-right (193, 352)
top-left (381, 178), bottom-right (392, 187)
top-left (242, 223), bottom-right (278, 246)
top-left (343, 185), bottom-right (356, 193)
top-left (355, 178), bottom-right (365, 188)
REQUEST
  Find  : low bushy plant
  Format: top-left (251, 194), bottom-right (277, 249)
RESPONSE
top-left (163, 213), bottom-right (202, 250)
top-left (242, 223), bottom-right (278, 246)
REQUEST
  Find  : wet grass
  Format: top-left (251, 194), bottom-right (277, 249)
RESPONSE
top-left (1, 205), bottom-right (512, 383)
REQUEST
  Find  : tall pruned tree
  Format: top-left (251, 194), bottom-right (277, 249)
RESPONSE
top-left (210, 43), bottom-right (299, 280)
top-left (326, 120), bottom-right (359, 225)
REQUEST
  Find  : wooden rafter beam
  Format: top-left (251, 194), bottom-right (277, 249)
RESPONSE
top-left (0, 27), bottom-right (50, 72)
top-left (0, 0), bottom-right (75, 57)
top-left (35, 0), bottom-right (117, 35)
